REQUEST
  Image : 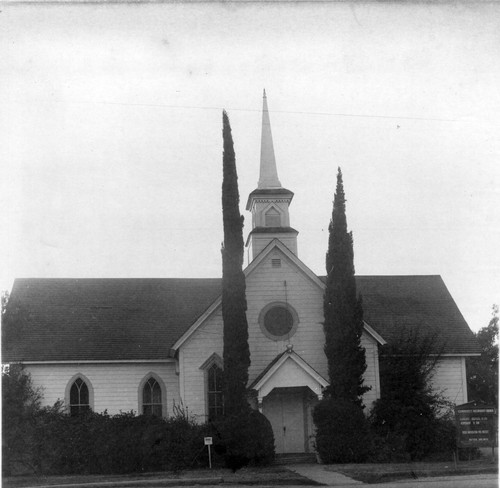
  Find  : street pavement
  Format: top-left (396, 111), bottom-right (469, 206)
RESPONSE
top-left (367, 474), bottom-right (498, 488)
top-left (113, 475), bottom-right (497, 488)
top-left (169, 475), bottom-right (497, 488)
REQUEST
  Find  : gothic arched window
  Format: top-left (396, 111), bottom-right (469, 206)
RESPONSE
top-left (69, 377), bottom-right (90, 416)
top-left (143, 377), bottom-right (163, 416)
top-left (207, 363), bottom-right (224, 421)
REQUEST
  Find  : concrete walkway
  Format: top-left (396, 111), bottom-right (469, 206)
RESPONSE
top-left (287, 464), bottom-right (363, 485)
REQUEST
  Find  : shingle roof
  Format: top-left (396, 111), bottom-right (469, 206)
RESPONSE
top-left (2, 275), bottom-right (480, 363)
top-left (2, 278), bottom-right (222, 362)
top-left (351, 275), bottom-right (479, 355)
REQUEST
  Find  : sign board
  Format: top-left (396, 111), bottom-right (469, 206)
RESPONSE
top-left (204, 437), bottom-right (213, 446)
top-left (455, 402), bottom-right (498, 448)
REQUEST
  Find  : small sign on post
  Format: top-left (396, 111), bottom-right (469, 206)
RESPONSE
top-left (204, 437), bottom-right (213, 469)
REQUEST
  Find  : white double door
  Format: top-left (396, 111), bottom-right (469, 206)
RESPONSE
top-left (262, 388), bottom-right (306, 453)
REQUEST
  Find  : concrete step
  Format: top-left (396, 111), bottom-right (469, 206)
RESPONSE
top-left (274, 452), bottom-right (317, 465)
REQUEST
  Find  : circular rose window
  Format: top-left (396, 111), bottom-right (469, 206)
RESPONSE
top-left (259, 303), bottom-right (299, 340)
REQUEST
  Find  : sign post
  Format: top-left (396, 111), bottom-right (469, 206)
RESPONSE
top-left (204, 437), bottom-right (213, 469)
top-left (455, 401), bottom-right (498, 460)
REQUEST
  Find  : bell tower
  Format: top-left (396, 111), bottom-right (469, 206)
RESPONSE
top-left (246, 91), bottom-right (298, 261)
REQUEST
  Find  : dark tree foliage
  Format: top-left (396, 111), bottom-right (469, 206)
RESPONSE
top-left (313, 169), bottom-right (370, 463)
top-left (221, 110), bottom-right (251, 417)
top-left (313, 398), bottom-right (371, 463)
top-left (4, 392), bottom-right (215, 476)
top-left (467, 305), bottom-right (499, 405)
top-left (370, 328), bottom-right (452, 460)
top-left (322, 168), bottom-right (369, 405)
top-left (211, 410), bottom-right (275, 471)
top-left (1, 289), bottom-right (9, 317)
top-left (2, 364), bottom-right (57, 475)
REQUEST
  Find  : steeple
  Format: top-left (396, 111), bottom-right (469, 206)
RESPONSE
top-left (246, 91), bottom-right (298, 262)
top-left (258, 90), bottom-right (282, 189)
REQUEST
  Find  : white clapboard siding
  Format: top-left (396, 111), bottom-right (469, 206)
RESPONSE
top-left (180, 314), bottom-right (224, 421)
top-left (245, 250), bottom-right (327, 381)
top-left (431, 357), bottom-right (468, 405)
top-left (180, 248), bottom-right (381, 418)
top-left (25, 362), bottom-right (180, 416)
top-left (361, 333), bottom-right (381, 408)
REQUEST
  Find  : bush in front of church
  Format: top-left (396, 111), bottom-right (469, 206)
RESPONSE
top-left (369, 328), bottom-right (455, 461)
top-left (313, 397), bottom-right (371, 463)
top-left (211, 409), bottom-right (275, 471)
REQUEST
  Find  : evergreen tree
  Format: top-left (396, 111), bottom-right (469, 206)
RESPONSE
top-left (323, 168), bottom-right (369, 405)
top-left (467, 305), bottom-right (499, 404)
top-left (221, 110), bottom-right (251, 417)
top-left (313, 169), bottom-right (371, 463)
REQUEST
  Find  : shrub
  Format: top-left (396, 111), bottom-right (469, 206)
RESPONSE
top-left (212, 409), bottom-right (275, 471)
top-left (2, 367), bottom-right (271, 476)
top-left (312, 398), bottom-right (371, 463)
top-left (2, 364), bottom-right (63, 476)
top-left (153, 416), bottom-right (208, 471)
top-left (7, 405), bottom-right (212, 476)
top-left (369, 328), bottom-right (454, 461)
top-left (370, 398), bottom-right (458, 461)
top-left (366, 432), bottom-right (410, 463)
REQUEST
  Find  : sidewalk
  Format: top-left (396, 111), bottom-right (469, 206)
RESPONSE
top-left (288, 464), bottom-right (362, 485)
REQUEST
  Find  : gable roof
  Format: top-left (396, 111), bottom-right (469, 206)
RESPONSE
top-left (171, 239), bottom-right (325, 353)
top-left (345, 275), bottom-right (480, 356)
top-left (2, 278), bottom-right (221, 362)
top-left (245, 239), bottom-right (325, 290)
top-left (248, 348), bottom-right (329, 397)
top-left (2, 274), bottom-right (480, 363)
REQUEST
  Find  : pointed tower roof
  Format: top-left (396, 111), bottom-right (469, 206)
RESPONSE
top-left (258, 89), bottom-right (282, 189)
top-left (246, 91), bottom-right (297, 260)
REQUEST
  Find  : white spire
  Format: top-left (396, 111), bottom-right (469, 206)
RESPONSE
top-left (258, 89), bottom-right (282, 189)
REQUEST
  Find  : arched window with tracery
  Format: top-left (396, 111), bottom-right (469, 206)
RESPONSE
top-left (207, 363), bottom-right (224, 421)
top-left (69, 377), bottom-right (90, 416)
top-left (142, 377), bottom-right (163, 416)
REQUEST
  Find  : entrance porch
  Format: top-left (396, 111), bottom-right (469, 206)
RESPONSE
top-left (249, 347), bottom-right (329, 454)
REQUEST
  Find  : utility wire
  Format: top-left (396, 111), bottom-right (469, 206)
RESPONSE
top-left (14, 98), bottom-right (458, 123)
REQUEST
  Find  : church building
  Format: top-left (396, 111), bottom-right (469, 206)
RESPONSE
top-left (2, 93), bottom-right (480, 455)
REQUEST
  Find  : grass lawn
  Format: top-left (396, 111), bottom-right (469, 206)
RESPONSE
top-left (327, 459), bottom-right (498, 484)
top-left (3, 465), bottom-right (316, 488)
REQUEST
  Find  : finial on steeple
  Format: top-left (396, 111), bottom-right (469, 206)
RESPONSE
top-left (258, 90), bottom-right (281, 189)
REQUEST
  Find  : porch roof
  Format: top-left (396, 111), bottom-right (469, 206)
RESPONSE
top-left (249, 347), bottom-right (329, 399)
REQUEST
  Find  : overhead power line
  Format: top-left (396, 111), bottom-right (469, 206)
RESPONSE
top-left (13, 98), bottom-right (458, 123)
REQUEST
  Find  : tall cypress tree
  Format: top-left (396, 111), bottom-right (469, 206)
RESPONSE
top-left (221, 110), bottom-right (251, 417)
top-left (323, 168), bottom-right (369, 406)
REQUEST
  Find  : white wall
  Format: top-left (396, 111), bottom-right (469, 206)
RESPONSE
top-left (179, 315), bottom-right (224, 421)
top-left (25, 362), bottom-right (180, 416)
top-left (180, 246), bottom-right (381, 418)
top-left (361, 333), bottom-right (381, 409)
top-left (431, 356), bottom-right (468, 406)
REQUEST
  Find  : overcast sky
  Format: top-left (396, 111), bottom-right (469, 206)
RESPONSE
top-left (1, 1), bottom-right (499, 332)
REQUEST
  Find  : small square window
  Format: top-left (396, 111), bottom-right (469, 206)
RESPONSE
top-left (271, 259), bottom-right (281, 268)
